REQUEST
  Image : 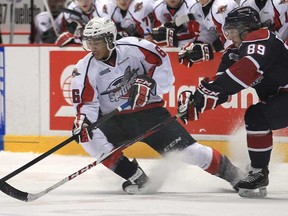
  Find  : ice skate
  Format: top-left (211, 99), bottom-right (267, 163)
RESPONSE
top-left (122, 159), bottom-right (150, 195)
top-left (216, 156), bottom-right (245, 192)
top-left (238, 166), bottom-right (269, 198)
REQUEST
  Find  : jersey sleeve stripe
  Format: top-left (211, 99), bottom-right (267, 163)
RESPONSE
top-left (226, 56), bottom-right (262, 88)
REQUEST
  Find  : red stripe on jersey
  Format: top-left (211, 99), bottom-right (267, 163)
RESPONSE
top-left (247, 132), bottom-right (273, 150)
top-left (228, 57), bottom-right (261, 87)
top-left (76, 76), bottom-right (95, 114)
top-left (272, 2), bottom-right (282, 31)
top-left (244, 29), bottom-right (269, 42)
top-left (211, 14), bottom-right (226, 45)
top-left (139, 47), bottom-right (162, 77)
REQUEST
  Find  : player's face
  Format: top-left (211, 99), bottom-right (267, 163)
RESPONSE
top-left (196, 0), bottom-right (211, 7)
top-left (116, 0), bottom-right (132, 10)
top-left (165, 0), bottom-right (182, 8)
top-left (76, 0), bottom-right (94, 13)
top-left (48, 0), bottom-right (65, 16)
top-left (224, 28), bottom-right (242, 48)
top-left (87, 38), bottom-right (110, 60)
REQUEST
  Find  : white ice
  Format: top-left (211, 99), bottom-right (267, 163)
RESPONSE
top-left (1, 146), bottom-right (288, 216)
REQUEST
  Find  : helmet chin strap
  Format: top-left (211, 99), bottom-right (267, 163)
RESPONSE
top-left (100, 38), bottom-right (116, 61)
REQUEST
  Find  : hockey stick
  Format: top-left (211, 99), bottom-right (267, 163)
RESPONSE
top-left (175, 14), bottom-right (195, 27)
top-left (0, 102), bottom-right (130, 183)
top-left (0, 112), bottom-right (183, 202)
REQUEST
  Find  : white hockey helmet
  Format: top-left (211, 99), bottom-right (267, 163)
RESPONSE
top-left (82, 16), bottom-right (117, 51)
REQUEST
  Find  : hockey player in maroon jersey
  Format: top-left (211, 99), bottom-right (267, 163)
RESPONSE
top-left (71, 16), bottom-right (244, 194)
top-left (178, 6), bottom-right (288, 198)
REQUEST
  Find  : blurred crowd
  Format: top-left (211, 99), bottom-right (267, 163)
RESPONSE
top-left (29, 0), bottom-right (288, 51)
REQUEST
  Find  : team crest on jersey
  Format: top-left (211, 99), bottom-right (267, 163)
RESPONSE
top-left (164, 13), bottom-right (172, 22)
top-left (100, 66), bottom-right (139, 102)
top-left (102, 4), bottom-right (108, 14)
top-left (216, 5), bottom-right (228, 14)
top-left (134, 2), bottom-right (143, 12)
top-left (279, 0), bottom-right (288, 4)
top-left (72, 68), bottom-right (80, 77)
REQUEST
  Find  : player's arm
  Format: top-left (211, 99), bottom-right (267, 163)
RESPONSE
top-left (70, 62), bottom-right (100, 143)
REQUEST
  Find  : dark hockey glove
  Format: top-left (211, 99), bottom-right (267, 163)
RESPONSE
top-left (72, 114), bottom-right (93, 144)
top-left (194, 77), bottom-right (221, 113)
top-left (151, 26), bottom-right (178, 47)
top-left (178, 42), bottom-right (214, 68)
top-left (128, 75), bottom-right (156, 110)
top-left (178, 90), bottom-right (199, 124)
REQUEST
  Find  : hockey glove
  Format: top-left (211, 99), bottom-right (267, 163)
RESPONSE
top-left (128, 75), bottom-right (156, 110)
top-left (194, 77), bottom-right (220, 113)
top-left (178, 42), bottom-right (214, 68)
top-left (178, 90), bottom-right (199, 124)
top-left (72, 114), bottom-right (93, 144)
top-left (151, 26), bottom-right (178, 47)
top-left (55, 31), bottom-right (75, 47)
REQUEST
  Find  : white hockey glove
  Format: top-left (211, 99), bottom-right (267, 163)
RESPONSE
top-left (72, 114), bottom-right (93, 144)
top-left (178, 90), bottom-right (199, 124)
top-left (128, 75), bottom-right (156, 110)
top-left (178, 42), bottom-right (214, 67)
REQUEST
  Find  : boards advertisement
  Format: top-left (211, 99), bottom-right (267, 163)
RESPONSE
top-left (49, 49), bottom-right (288, 137)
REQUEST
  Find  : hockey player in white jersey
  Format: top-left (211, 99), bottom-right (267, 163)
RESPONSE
top-left (96, 0), bottom-right (153, 39)
top-left (31, 0), bottom-right (66, 44)
top-left (55, 0), bottom-right (102, 47)
top-left (177, 0), bottom-right (239, 67)
top-left (149, 0), bottom-right (201, 47)
top-left (71, 16), bottom-right (244, 194)
top-left (240, 0), bottom-right (288, 41)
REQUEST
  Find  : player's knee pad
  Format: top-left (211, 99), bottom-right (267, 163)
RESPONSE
top-left (180, 142), bottom-right (213, 170)
top-left (245, 104), bottom-right (271, 132)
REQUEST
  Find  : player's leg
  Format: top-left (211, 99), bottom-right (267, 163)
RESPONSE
top-left (238, 93), bottom-right (288, 198)
top-left (142, 107), bottom-right (244, 191)
top-left (81, 125), bottom-right (150, 194)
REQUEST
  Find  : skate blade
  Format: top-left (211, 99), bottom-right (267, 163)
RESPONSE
top-left (238, 187), bottom-right (267, 198)
top-left (124, 185), bottom-right (140, 195)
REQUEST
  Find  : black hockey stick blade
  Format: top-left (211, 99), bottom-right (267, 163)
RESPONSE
top-left (0, 180), bottom-right (29, 202)
top-left (0, 112), bottom-right (183, 202)
top-left (0, 102), bottom-right (131, 182)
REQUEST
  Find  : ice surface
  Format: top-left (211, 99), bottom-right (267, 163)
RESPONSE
top-left (1, 150), bottom-right (288, 216)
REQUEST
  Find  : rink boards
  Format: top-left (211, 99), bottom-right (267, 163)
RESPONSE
top-left (1, 45), bottom-right (287, 159)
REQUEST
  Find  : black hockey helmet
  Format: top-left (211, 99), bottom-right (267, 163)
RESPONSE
top-left (224, 6), bottom-right (261, 38)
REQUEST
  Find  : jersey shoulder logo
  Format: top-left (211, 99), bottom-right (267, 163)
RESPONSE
top-left (72, 68), bottom-right (80, 77)
top-left (134, 2), bottom-right (143, 13)
top-left (216, 5), bottom-right (227, 14)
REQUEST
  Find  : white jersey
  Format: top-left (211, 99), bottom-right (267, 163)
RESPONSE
top-left (64, 1), bottom-right (102, 25)
top-left (187, 0), bottom-right (219, 45)
top-left (209, 0), bottom-right (239, 48)
top-left (152, 0), bottom-right (197, 47)
top-left (71, 37), bottom-right (174, 123)
top-left (97, 0), bottom-right (153, 37)
top-left (240, 0), bottom-right (288, 41)
top-left (33, 11), bottom-right (65, 43)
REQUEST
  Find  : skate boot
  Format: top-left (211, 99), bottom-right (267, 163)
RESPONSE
top-left (238, 166), bottom-right (269, 198)
top-left (122, 159), bottom-right (150, 195)
top-left (216, 156), bottom-right (245, 192)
